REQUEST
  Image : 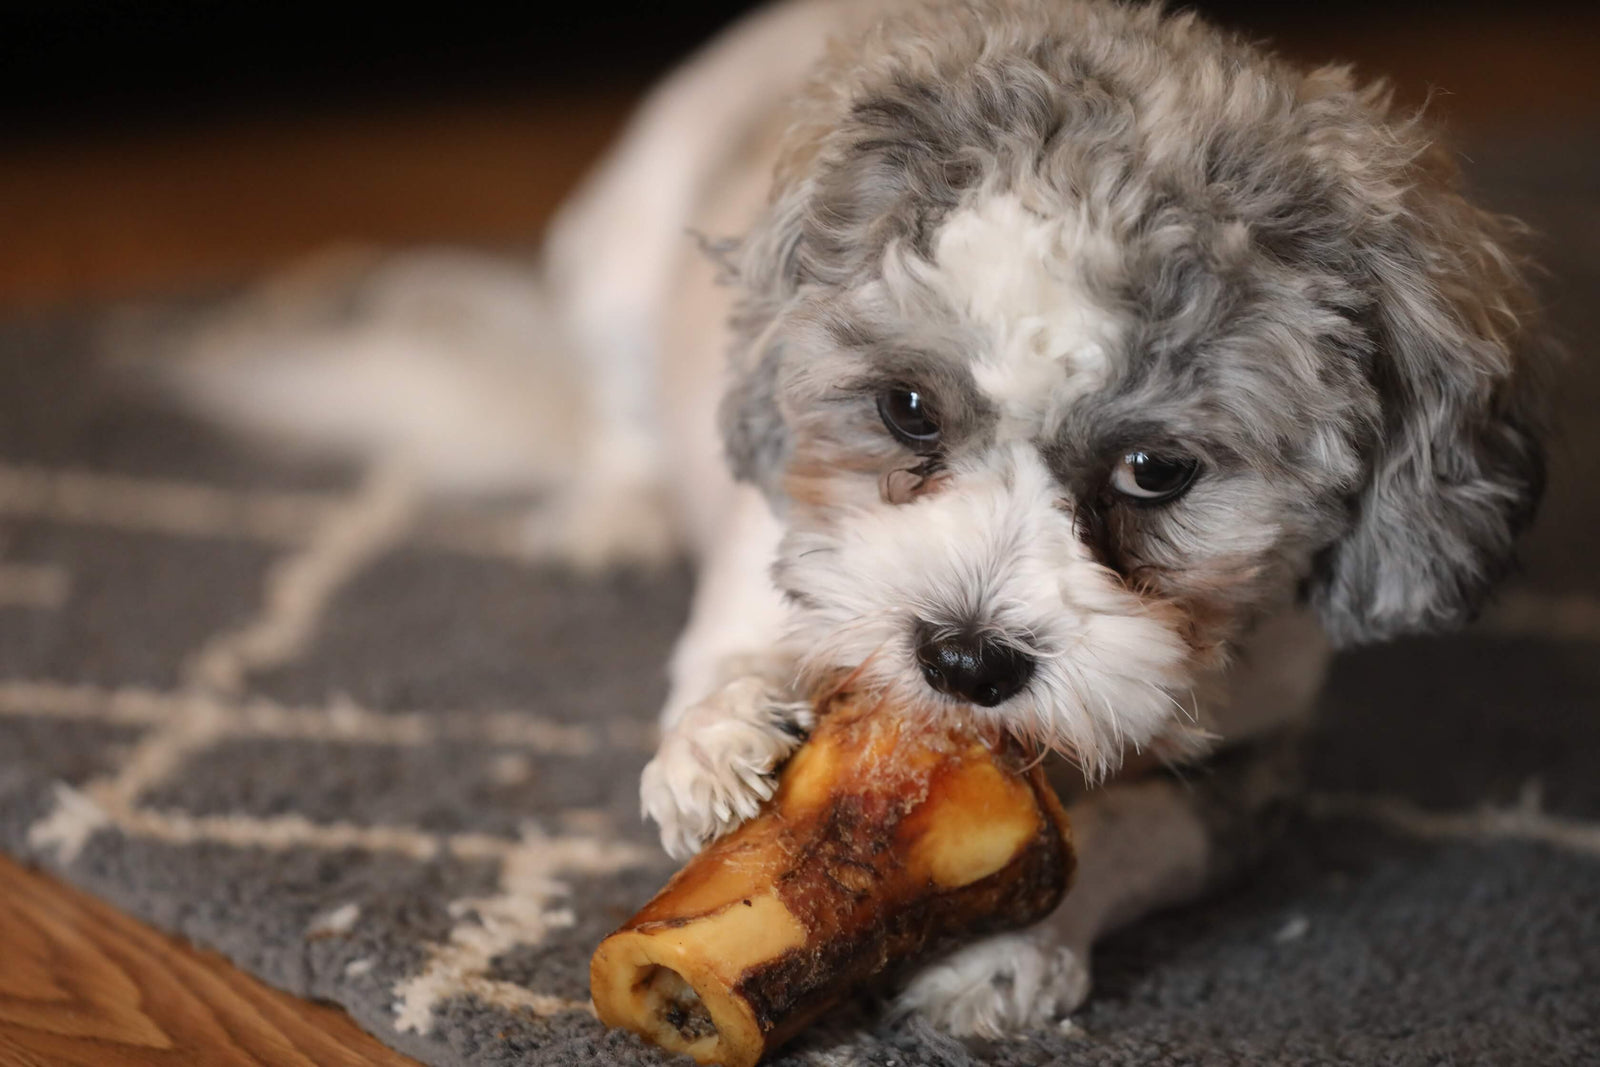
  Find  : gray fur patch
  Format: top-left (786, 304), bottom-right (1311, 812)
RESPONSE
top-left (720, 0), bottom-right (1548, 649)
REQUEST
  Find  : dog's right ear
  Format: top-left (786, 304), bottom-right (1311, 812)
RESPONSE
top-left (716, 58), bottom-right (952, 502)
top-left (716, 176), bottom-right (816, 504)
top-left (719, 325), bottom-right (792, 502)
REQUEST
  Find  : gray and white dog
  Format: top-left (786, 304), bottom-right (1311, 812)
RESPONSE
top-left (530, 0), bottom-right (1551, 1034)
top-left (541, 0), bottom-right (1547, 1035)
top-left (175, 0), bottom-right (1548, 1039)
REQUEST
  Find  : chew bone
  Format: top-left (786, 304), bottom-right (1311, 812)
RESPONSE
top-left (590, 690), bottom-right (1074, 1066)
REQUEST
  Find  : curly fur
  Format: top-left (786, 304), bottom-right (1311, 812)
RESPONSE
top-left (719, 0), bottom-right (1547, 774)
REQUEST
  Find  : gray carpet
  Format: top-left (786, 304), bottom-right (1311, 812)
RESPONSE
top-left (1, 133), bottom-right (1597, 1067)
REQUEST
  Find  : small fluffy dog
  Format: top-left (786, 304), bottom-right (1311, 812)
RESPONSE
top-left (175, 0), bottom-right (1548, 1039)
top-left (540, 0), bottom-right (1546, 1034)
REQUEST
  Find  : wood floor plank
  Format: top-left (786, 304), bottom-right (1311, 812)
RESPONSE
top-left (0, 855), bottom-right (422, 1067)
top-left (0, 92), bottom-right (635, 313)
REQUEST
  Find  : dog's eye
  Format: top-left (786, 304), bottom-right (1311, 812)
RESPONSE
top-left (877, 390), bottom-right (941, 453)
top-left (1110, 451), bottom-right (1200, 503)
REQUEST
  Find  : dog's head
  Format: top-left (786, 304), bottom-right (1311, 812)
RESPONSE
top-left (718, 0), bottom-right (1547, 773)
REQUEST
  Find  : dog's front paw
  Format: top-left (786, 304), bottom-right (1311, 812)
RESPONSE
top-left (640, 678), bottom-right (812, 860)
top-left (893, 932), bottom-right (1091, 1039)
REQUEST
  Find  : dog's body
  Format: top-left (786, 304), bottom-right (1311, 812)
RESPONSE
top-left (167, 0), bottom-right (1546, 1039)
top-left (536, 0), bottom-right (1545, 1035)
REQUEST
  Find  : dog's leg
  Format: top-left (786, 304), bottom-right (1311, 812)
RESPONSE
top-left (896, 608), bottom-right (1329, 1036)
top-left (531, 151), bottom-right (683, 570)
top-left (896, 743), bottom-right (1301, 1036)
top-left (640, 484), bottom-right (808, 859)
top-left (894, 774), bottom-right (1209, 1036)
top-left (533, 0), bottom-right (839, 571)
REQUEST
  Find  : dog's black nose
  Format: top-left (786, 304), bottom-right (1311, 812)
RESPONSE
top-left (915, 629), bottom-right (1035, 707)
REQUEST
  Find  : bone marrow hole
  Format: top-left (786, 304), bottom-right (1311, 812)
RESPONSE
top-left (636, 965), bottom-right (718, 1044)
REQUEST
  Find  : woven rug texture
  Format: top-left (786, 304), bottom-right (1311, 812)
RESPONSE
top-left (0, 134), bottom-right (1596, 1066)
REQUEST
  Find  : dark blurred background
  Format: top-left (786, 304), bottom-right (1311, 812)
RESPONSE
top-left (2, 0), bottom-right (1596, 310)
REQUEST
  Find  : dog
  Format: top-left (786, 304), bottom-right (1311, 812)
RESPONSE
top-left (165, 0), bottom-right (1548, 1040)
top-left (538, 0), bottom-right (1547, 1035)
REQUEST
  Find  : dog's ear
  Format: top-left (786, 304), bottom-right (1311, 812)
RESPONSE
top-left (716, 177), bottom-right (814, 504)
top-left (717, 72), bottom-right (859, 504)
top-left (1307, 118), bottom-right (1548, 645)
top-left (719, 322), bottom-right (792, 502)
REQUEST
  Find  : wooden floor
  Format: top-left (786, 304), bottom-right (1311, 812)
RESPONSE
top-left (0, 9), bottom-right (1594, 1067)
top-left (0, 91), bottom-right (636, 313)
top-left (0, 855), bottom-right (420, 1067)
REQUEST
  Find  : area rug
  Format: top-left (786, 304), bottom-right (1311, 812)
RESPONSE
top-left (1, 134), bottom-right (1597, 1067)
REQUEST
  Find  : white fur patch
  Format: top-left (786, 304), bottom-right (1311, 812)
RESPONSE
top-left (893, 931), bottom-right (1090, 1038)
top-left (916, 193), bottom-right (1123, 430)
top-left (780, 444), bottom-right (1190, 776)
top-left (151, 251), bottom-right (586, 497)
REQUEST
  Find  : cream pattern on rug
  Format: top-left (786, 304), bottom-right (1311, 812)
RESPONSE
top-left (1, 136), bottom-right (1598, 1066)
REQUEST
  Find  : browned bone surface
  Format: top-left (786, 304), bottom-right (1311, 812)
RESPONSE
top-left (590, 691), bottom-right (1075, 1067)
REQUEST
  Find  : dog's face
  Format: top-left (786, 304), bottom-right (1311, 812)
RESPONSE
top-left (719, 0), bottom-right (1545, 772)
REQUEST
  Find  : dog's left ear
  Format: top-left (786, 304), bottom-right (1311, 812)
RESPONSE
top-left (1306, 98), bottom-right (1549, 645)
